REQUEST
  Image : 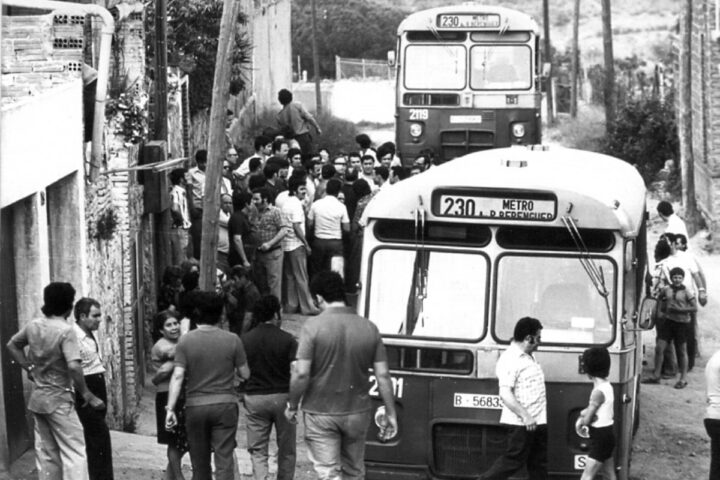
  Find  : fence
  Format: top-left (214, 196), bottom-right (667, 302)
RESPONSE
top-left (335, 55), bottom-right (394, 81)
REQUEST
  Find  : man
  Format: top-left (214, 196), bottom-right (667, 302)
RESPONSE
top-left (166, 291), bottom-right (251, 480)
top-left (374, 166), bottom-right (390, 191)
top-left (287, 148), bottom-right (303, 178)
top-left (236, 135), bottom-right (272, 178)
top-left (267, 156), bottom-right (290, 193)
top-left (225, 147), bottom-right (240, 170)
top-left (355, 133), bottom-right (377, 162)
top-left (225, 265), bottom-right (261, 336)
top-left (657, 201), bottom-right (689, 240)
top-left (217, 193), bottom-right (233, 273)
top-left (308, 178), bottom-right (350, 278)
top-left (263, 163), bottom-right (282, 205)
top-left (480, 317), bottom-right (547, 480)
top-left (252, 187), bottom-right (288, 300)
top-left (348, 152), bottom-right (362, 176)
top-left (359, 155), bottom-right (379, 192)
top-left (271, 138), bottom-right (290, 160)
top-left (188, 150), bottom-right (208, 259)
top-left (277, 88), bottom-right (322, 155)
top-left (285, 271), bottom-right (397, 479)
top-left (73, 298), bottom-right (114, 480)
top-left (169, 168), bottom-right (192, 265)
top-left (6, 282), bottom-right (104, 480)
top-left (314, 164), bottom-right (337, 201)
top-left (229, 191), bottom-right (255, 269)
top-left (281, 176), bottom-right (320, 315)
top-left (242, 295), bottom-right (298, 480)
top-left (332, 155), bottom-right (348, 180)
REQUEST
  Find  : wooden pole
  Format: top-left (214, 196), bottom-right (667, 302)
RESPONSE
top-left (570, 0), bottom-right (580, 118)
top-left (542, 0), bottom-right (554, 125)
top-left (199, 0), bottom-right (241, 290)
top-left (680, 0), bottom-right (699, 234)
top-left (601, 0), bottom-right (616, 130)
top-left (310, 0), bottom-right (322, 113)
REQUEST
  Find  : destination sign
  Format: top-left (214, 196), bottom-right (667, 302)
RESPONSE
top-left (437, 14), bottom-right (501, 29)
top-left (437, 194), bottom-right (556, 221)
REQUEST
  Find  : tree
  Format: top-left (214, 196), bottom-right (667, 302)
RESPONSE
top-left (146, 0), bottom-right (252, 116)
top-left (292, 0), bottom-right (407, 78)
top-left (601, 0), bottom-right (616, 129)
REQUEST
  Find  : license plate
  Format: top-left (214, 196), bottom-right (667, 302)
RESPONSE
top-left (574, 455), bottom-right (588, 470)
top-left (453, 393), bottom-right (503, 409)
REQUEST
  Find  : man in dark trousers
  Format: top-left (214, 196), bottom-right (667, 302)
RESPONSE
top-left (285, 271), bottom-right (397, 479)
top-left (73, 297), bottom-right (114, 480)
top-left (165, 291), bottom-right (251, 480)
top-left (242, 295), bottom-right (298, 480)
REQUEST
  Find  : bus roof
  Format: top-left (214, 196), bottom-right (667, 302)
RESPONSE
top-left (398, 5), bottom-right (540, 35)
top-left (365, 146), bottom-right (647, 236)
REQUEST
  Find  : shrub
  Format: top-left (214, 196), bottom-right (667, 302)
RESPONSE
top-left (239, 109), bottom-right (359, 157)
top-left (601, 93), bottom-right (678, 184)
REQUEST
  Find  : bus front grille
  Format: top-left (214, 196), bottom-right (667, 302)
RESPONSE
top-left (440, 130), bottom-right (495, 161)
top-left (432, 423), bottom-right (508, 477)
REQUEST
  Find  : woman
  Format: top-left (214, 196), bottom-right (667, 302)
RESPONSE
top-left (151, 310), bottom-right (188, 480)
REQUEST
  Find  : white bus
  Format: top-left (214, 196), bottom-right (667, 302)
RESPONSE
top-left (359, 145), bottom-right (648, 479)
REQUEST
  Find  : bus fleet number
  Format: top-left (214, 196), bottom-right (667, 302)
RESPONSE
top-left (409, 109), bottom-right (428, 120)
top-left (369, 375), bottom-right (404, 399)
top-left (443, 196), bottom-right (477, 217)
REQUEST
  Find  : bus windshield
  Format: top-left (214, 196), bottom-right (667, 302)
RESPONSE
top-left (495, 255), bottom-right (616, 344)
top-left (367, 248), bottom-right (487, 339)
top-left (404, 45), bottom-right (467, 89)
top-left (470, 45), bottom-right (532, 90)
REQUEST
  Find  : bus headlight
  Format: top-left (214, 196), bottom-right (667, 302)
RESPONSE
top-left (512, 123), bottom-right (526, 138)
top-left (409, 123), bottom-right (423, 137)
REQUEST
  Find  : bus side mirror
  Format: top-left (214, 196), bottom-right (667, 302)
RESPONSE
top-left (388, 50), bottom-right (396, 67)
top-left (637, 297), bottom-right (658, 330)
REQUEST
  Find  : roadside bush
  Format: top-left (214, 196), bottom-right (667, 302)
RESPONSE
top-left (239, 109), bottom-right (358, 157)
top-left (601, 93), bottom-right (678, 185)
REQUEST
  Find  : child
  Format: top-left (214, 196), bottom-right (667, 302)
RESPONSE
top-left (576, 347), bottom-right (616, 480)
top-left (644, 266), bottom-right (698, 388)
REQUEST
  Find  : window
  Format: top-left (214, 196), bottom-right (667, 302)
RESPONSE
top-left (368, 249), bottom-right (487, 339)
top-left (470, 45), bottom-right (531, 90)
top-left (494, 255), bottom-right (616, 345)
top-left (404, 45), bottom-right (467, 90)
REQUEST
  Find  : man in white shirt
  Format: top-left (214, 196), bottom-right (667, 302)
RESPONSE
top-left (480, 317), bottom-right (547, 480)
top-left (359, 155), bottom-right (379, 192)
top-left (657, 201), bottom-right (689, 239)
top-left (218, 194), bottom-right (233, 274)
top-left (281, 177), bottom-right (319, 315)
top-left (169, 168), bottom-right (192, 264)
top-left (235, 135), bottom-right (272, 178)
top-left (308, 178), bottom-right (350, 278)
top-left (73, 297), bottom-right (114, 480)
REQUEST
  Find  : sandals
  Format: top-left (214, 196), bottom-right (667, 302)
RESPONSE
top-left (674, 380), bottom-right (688, 389)
top-left (641, 377), bottom-right (661, 384)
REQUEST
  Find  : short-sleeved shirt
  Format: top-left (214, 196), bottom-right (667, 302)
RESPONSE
top-left (188, 167), bottom-right (205, 209)
top-left (73, 323), bottom-right (105, 376)
top-left (281, 195), bottom-right (306, 252)
top-left (171, 185), bottom-right (191, 229)
top-left (296, 306), bottom-right (387, 415)
top-left (308, 196), bottom-right (349, 240)
top-left (10, 317), bottom-right (81, 414)
top-left (666, 213), bottom-right (689, 239)
top-left (495, 342), bottom-right (547, 426)
top-left (277, 101), bottom-right (317, 136)
top-left (661, 285), bottom-right (695, 323)
top-left (242, 323), bottom-right (298, 395)
top-left (256, 206), bottom-right (284, 246)
top-left (228, 210), bottom-right (254, 265)
top-left (174, 324), bottom-right (247, 406)
top-left (663, 252), bottom-right (699, 292)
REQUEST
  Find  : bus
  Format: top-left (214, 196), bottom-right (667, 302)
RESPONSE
top-left (358, 145), bottom-right (649, 479)
top-left (391, 5), bottom-right (543, 165)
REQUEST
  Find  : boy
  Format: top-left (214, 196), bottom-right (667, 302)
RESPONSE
top-left (576, 347), bottom-right (615, 480)
top-left (644, 266), bottom-right (698, 388)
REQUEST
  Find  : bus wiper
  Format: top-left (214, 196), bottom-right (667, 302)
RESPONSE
top-left (562, 215), bottom-right (613, 324)
top-left (399, 200), bottom-right (428, 335)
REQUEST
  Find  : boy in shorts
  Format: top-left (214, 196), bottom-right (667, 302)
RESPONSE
top-left (644, 266), bottom-right (697, 388)
top-left (576, 347), bottom-right (616, 480)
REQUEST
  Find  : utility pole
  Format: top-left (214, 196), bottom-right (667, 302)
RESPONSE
top-left (679, 0), bottom-right (699, 233)
top-left (542, 0), bottom-right (554, 125)
top-left (570, 0), bottom-right (580, 118)
top-left (199, 0), bottom-right (241, 290)
top-left (310, 0), bottom-right (322, 114)
top-left (601, 0), bottom-right (616, 130)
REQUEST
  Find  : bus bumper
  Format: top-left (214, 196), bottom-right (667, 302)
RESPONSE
top-left (366, 462), bottom-right (589, 480)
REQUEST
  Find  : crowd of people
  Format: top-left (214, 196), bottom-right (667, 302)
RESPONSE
top-left (167, 89), bottom-right (436, 320)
